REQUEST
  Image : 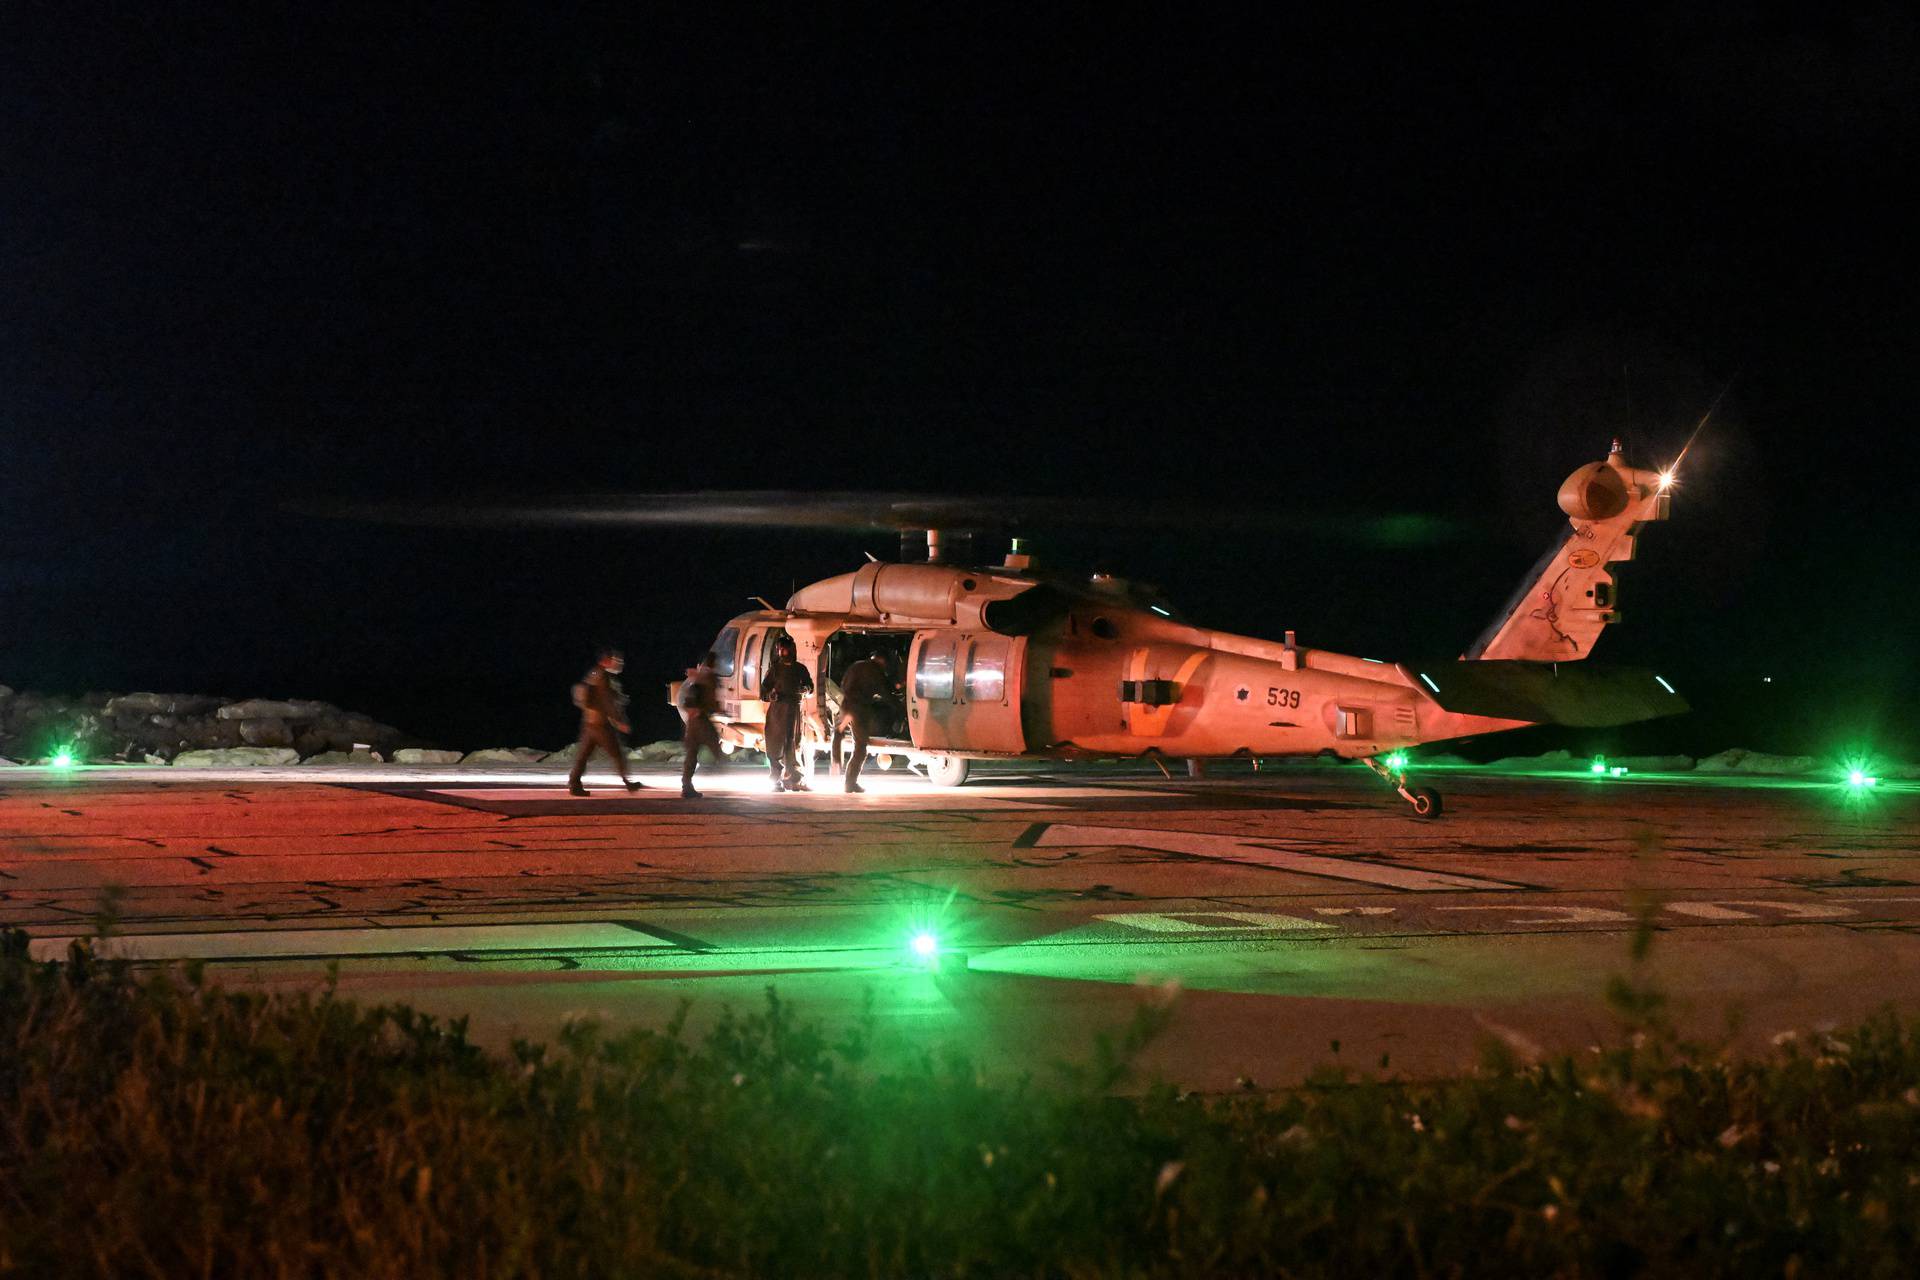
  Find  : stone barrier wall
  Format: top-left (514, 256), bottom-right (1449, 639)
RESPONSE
top-left (0, 685), bottom-right (416, 764)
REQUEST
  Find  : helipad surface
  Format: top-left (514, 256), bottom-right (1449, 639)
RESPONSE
top-left (4, 760), bottom-right (1915, 1086)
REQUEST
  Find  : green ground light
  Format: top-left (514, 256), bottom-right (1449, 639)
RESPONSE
top-left (1839, 752), bottom-right (1881, 789)
top-left (1835, 756), bottom-right (1889, 811)
top-left (49, 747), bottom-right (76, 769)
top-left (900, 885), bottom-right (960, 968)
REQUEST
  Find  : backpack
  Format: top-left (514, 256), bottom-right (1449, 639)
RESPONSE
top-left (679, 669), bottom-right (716, 712)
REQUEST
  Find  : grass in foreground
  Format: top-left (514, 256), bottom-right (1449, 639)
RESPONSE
top-left (2, 930), bottom-right (1918, 1277)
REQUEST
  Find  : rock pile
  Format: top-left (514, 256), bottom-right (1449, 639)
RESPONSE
top-left (1694, 748), bottom-right (1819, 774)
top-left (0, 685), bottom-right (418, 764)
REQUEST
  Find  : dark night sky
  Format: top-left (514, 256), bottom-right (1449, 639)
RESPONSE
top-left (4, 5), bottom-right (1916, 757)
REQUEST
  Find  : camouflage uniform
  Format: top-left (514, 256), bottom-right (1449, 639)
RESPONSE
top-left (679, 661), bottom-right (721, 797)
top-left (832, 655), bottom-right (891, 792)
top-left (569, 664), bottom-right (638, 794)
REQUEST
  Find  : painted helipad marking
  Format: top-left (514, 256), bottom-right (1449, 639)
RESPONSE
top-left (1663, 902), bottom-right (1751, 921)
top-left (26, 922), bottom-right (671, 963)
top-left (1665, 900), bottom-right (1855, 921)
top-left (1438, 900), bottom-right (1861, 927)
top-left (1020, 823), bottom-right (1522, 892)
top-left (1439, 905), bottom-right (1631, 925)
top-left (1095, 910), bottom-right (1336, 934)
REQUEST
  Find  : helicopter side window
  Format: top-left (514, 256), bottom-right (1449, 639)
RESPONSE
top-left (711, 627), bottom-right (740, 678)
top-left (915, 638), bottom-right (955, 702)
top-left (746, 629), bottom-right (789, 695)
top-left (740, 635), bottom-right (758, 690)
top-left (740, 629), bottom-right (767, 692)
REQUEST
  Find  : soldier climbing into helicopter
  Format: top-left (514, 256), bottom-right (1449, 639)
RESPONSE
top-left (832, 648), bottom-right (898, 793)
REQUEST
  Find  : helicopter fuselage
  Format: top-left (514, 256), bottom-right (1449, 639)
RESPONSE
top-left (668, 446), bottom-right (1688, 806)
top-left (678, 560), bottom-right (1532, 773)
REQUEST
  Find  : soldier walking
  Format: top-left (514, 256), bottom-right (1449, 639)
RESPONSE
top-left (568, 647), bottom-right (643, 796)
top-left (760, 635), bottom-right (813, 792)
top-left (832, 650), bottom-right (895, 793)
top-left (678, 649), bottom-right (722, 799)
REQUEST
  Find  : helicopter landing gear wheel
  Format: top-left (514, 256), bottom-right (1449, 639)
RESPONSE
top-left (925, 756), bottom-right (970, 788)
top-left (1361, 755), bottom-right (1445, 818)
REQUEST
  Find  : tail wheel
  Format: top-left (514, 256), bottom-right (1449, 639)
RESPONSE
top-left (925, 756), bottom-right (971, 788)
top-left (1409, 788), bottom-right (1443, 819)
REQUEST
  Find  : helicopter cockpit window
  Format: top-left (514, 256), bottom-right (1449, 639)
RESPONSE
top-left (915, 638), bottom-right (955, 702)
top-left (711, 627), bottom-right (740, 678)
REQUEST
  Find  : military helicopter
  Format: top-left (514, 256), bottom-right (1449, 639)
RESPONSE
top-left (659, 440), bottom-right (1687, 815)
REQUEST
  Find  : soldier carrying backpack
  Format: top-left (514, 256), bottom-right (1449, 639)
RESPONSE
top-left (677, 650), bottom-right (722, 799)
top-left (569, 646), bottom-right (643, 796)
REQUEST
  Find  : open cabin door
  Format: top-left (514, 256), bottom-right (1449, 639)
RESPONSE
top-left (907, 631), bottom-right (1026, 753)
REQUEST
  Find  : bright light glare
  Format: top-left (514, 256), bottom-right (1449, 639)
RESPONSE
top-left (1149, 605), bottom-right (1172, 617)
top-left (910, 931), bottom-right (939, 959)
top-left (51, 750), bottom-right (75, 769)
top-left (1657, 468), bottom-right (1677, 490)
top-left (1590, 757), bottom-right (1608, 774)
top-left (1384, 751), bottom-right (1408, 771)
top-left (1848, 769), bottom-right (1878, 789)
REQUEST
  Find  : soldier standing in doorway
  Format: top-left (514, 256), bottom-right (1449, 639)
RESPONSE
top-left (832, 649), bottom-right (894, 793)
top-left (678, 649), bottom-right (722, 799)
top-left (569, 646), bottom-right (643, 796)
top-left (760, 634), bottom-right (813, 792)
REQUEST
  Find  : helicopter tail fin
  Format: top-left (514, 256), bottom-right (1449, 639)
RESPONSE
top-left (1464, 442), bottom-right (1673, 662)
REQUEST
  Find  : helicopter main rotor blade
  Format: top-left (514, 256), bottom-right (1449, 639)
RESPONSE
top-left (308, 491), bottom-right (1464, 548)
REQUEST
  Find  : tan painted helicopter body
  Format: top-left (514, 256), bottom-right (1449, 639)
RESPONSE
top-left (677, 446), bottom-right (1681, 812)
